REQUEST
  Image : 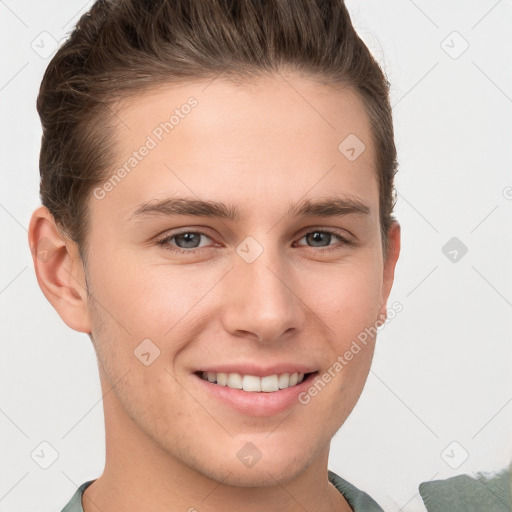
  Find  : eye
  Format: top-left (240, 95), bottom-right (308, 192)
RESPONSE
top-left (294, 230), bottom-right (351, 252)
top-left (157, 230), bottom-right (215, 254)
top-left (156, 228), bottom-right (351, 255)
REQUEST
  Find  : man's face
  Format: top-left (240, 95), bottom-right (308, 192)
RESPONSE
top-left (82, 73), bottom-right (397, 486)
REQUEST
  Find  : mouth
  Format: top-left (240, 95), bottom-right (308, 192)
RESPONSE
top-left (194, 370), bottom-right (318, 392)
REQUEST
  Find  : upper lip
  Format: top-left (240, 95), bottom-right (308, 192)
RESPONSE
top-left (195, 363), bottom-right (318, 377)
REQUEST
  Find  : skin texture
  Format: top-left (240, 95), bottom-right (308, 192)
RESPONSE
top-left (29, 72), bottom-right (400, 512)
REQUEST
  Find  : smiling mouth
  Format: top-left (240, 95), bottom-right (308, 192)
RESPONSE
top-left (195, 371), bottom-right (318, 392)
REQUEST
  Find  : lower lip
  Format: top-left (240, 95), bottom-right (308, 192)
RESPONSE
top-left (193, 372), bottom-right (318, 417)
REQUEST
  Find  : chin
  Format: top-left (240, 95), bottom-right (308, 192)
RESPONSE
top-left (204, 455), bottom-right (312, 488)
top-left (193, 435), bottom-right (320, 488)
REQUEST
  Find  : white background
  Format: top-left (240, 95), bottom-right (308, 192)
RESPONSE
top-left (1, 1), bottom-right (511, 510)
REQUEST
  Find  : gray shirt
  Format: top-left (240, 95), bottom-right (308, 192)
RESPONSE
top-left (60, 465), bottom-right (512, 512)
top-left (60, 470), bottom-right (385, 512)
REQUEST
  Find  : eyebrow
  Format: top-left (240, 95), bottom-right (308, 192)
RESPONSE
top-left (128, 195), bottom-right (370, 222)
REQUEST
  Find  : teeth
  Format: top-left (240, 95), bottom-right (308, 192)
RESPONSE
top-left (243, 375), bottom-right (261, 392)
top-left (227, 372), bottom-right (243, 389)
top-left (278, 373), bottom-right (289, 389)
top-left (200, 371), bottom-right (306, 392)
top-left (216, 372), bottom-right (228, 386)
top-left (261, 375), bottom-right (279, 392)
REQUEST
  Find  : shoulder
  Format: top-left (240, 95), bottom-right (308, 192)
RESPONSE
top-left (60, 480), bottom-right (95, 512)
top-left (419, 465), bottom-right (512, 512)
top-left (328, 470), bottom-right (385, 512)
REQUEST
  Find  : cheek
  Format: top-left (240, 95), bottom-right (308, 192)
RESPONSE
top-left (86, 248), bottom-right (232, 382)
top-left (87, 244), bottom-right (203, 333)
top-left (297, 258), bottom-right (384, 339)
top-left (294, 257), bottom-right (383, 406)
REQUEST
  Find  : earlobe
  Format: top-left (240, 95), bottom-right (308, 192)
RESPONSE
top-left (379, 221), bottom-right (401, 319)
top-left (28, 206), bottom-right (91, 333)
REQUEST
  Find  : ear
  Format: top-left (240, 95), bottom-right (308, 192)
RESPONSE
top-left (28, 206), bottom-right (91, 333)
top-left (378, 220), bottom-right (401, 319)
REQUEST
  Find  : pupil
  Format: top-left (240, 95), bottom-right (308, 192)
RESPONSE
top-left (308, 232), bottom-right (329, 247)
top-left (177, 233), bottom-right (199, 248)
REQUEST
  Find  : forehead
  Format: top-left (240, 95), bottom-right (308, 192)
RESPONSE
top-left (96, 73), bottom-right (379, 222)
top-left (114, 73), bottom-right (374, 156)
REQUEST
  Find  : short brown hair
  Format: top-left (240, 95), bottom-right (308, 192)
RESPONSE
top-left (37, 0), bottom-right (397, 261)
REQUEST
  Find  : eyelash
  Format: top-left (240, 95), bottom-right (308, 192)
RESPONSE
top-left (155, 229), bottom-right (352, 255)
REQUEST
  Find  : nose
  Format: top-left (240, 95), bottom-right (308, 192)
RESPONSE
top-left (220, 241), bottom-right (305, 344)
